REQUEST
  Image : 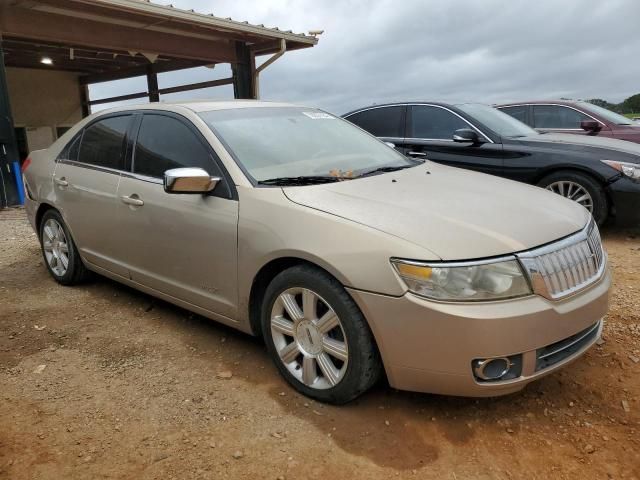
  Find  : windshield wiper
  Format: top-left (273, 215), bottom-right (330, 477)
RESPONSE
top-left (357, 164), bottom-right (417, 178)
top-left (258, 175), bottom-right (342, 186)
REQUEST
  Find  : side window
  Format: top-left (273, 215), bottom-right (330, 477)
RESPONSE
top-left (133, 115), bottom-right (220, 178)
top-left (346, 106), bottom-right (405, 138)
top-left (408, 106), bottom-right (469, 139)
top-left (57, 133), bottom-right (82, 162)
top-left (500, 106), bottom-right (528, 124)
top-left (533, 105), bottom-right (590, 129)
top-left (78, 116), bottom-right (131, 169)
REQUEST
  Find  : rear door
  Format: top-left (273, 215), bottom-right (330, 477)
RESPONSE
top-left (400, 105), bottom-right (505, 176)
top-left (53, 114), bottom-right (133, 276)
top-left (114, 112), bottom-right (239, 319)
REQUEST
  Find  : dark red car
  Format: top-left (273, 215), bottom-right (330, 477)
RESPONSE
top-left (496, 100), bottom-right (640, 144)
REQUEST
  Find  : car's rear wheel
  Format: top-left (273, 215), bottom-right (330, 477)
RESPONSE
top-left (261, 265), bottom-right (382, 404)
top-left (538, 171), bottom-right (608, 226)
top-left (39, 209), bottom-right (90, 285)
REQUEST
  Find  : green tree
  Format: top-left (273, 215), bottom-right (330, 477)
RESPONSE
top-left (621, 94), bottom-right (640, 113)
top-left (587, 98), bottom-right (618, 110)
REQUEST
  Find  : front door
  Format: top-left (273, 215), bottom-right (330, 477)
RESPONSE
top-left (115, 113), bottom-right (239, 319)
top-left (531, 104), bottom-right (609, 136)
top-left (399, 105), bottom-right (505, 176)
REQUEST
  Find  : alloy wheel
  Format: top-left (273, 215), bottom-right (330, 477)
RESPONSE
top-left (270, 288), bottom-right (349, 389)
top-left (42, 218), bottom-right (69, 277)
top-left (545, 180), bottom-right (594, 212)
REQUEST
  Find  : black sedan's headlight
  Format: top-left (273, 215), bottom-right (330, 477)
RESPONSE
top-left (602, 160), bottom-right (640, 183)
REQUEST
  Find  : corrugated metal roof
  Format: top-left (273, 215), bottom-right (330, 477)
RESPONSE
top-left (101, 0), bottom-right (319, 45)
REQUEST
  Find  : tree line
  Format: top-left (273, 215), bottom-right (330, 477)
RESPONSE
top-left (587, 94), bottom-right (640, 114)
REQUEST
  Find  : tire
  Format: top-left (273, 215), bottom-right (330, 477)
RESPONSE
top-left (39, 209), bottom-right (90, 285)
top-left (261, 265), bottom-right (382, 404)
top-left (537, 170), bottom-right (608, 226)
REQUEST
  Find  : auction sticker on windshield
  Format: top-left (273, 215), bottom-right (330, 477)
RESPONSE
top-left (302, 111), bottom-right (334, 119)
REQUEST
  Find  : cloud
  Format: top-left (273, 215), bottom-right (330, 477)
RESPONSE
top-left (91, 0), bottom-right (640, 114)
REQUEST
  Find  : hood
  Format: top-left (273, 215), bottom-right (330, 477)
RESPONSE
top-left (519, 132), bottom-right (640, 159)
top-left (283, 163), bottom-right (590, 261)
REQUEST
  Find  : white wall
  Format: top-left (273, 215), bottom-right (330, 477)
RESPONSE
top-left (6, 67), bottom-right (84, 150)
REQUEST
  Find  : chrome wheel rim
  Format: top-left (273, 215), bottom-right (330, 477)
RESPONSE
top-left (546, 181), bottom-right (593, 212)
top-left (42, 218), bottom-right (69, 277)
top-left (270, 288), bottom-right (349, 390)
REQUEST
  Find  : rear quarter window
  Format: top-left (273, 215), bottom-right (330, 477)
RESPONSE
top-left (57, 133), bottom-right (82, 162)
top-left (499, 105), bottom-right (528, 124)
top-left (77, 115), bottom-right (131, 170)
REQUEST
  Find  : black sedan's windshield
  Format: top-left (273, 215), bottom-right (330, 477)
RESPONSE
top-left (456, 103), bottom-right (539, 138)
top-left (199, 107), bottom-right (416, 183)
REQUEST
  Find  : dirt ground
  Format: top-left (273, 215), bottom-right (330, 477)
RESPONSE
top-left (0, 207), bottom-right (638, 480)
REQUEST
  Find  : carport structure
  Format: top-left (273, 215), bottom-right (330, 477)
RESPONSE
top-left (0, 0), bottom-right (319, 206)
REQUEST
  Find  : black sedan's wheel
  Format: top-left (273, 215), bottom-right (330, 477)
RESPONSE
top-left (39, 209), bottom-right (90, 285)
top-left (261, 265), bottom-right (382, 404)
top-left (538, 171), bottom-right (608, 226)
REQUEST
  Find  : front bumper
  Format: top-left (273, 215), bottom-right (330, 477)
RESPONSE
top-left (610, 176), bottom-right (640, 226)
top-left (347, 268), bottom-right (610, 397)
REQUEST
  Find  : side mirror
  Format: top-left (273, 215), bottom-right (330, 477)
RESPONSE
top-left (163, 167), bottom-right (220, 194)
top-left (580, 120), bottom-right (601, 133)
top-left (453, 128), bottom-right (483, 144)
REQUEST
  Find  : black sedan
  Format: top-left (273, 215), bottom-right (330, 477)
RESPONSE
top-left (343, 102), bottom-right (640, 226)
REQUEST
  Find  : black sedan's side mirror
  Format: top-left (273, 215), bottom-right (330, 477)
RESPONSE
top-left (580, 120), bottom-right (601, 133)
top-left (453, 128), bottom-right (484, 144)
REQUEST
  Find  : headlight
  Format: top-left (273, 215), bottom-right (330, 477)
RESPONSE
top-left (601, 160), bottom-right (640, 183)
top-left (391, 258), bottom-right (532, 301)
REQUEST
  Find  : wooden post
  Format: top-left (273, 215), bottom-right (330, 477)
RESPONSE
top-left (79, 82), bottom-right (90, 117)
top-left (232, 42), bottom-right (255, 99)
top-left (146, 64), bottom-right (159, 102)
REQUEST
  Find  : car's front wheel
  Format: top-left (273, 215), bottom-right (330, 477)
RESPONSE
top-left (538, 170), bottom-right (608, 226)
top-left (39, 209), bottom-right (90, 285)
top-left (261, 265), bottom-right (382, 404)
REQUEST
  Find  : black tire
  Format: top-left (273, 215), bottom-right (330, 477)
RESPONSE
top-left (39, 209), bottom-right (90, 285)
top-left (261, 265), bottom-right (382, 404)
top-left (537, 170), bottom-right (608, 226)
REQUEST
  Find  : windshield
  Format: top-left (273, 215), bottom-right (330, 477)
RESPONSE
top-left (198, 107), bottom-right (414, 182)
top-left (456, 103), bottom-right (539, 138)
top-left (578, 102), bottom-right (635, 125)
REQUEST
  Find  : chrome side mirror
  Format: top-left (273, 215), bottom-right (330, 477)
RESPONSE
top-left (453, 128), bottom-right (483, 144)
top-left (163, 167), bottom-right (220, 194)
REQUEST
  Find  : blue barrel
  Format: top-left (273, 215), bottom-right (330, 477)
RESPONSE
top-left (11, 161), bottom-right (25, 205)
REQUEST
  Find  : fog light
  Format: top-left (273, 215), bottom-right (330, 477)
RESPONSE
top-left (472, 354), bottom-right (523, 382)
top-left (474, 357), bottom-right (512, 380)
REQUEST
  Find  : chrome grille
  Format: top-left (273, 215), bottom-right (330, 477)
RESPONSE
top-left (517, 220), bottom-right (606, 300)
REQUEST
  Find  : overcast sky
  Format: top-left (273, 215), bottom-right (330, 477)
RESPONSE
top-left (91, 0), bottom-right (640, 115)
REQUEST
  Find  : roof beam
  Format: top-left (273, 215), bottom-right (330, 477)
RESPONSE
top-left (79, 60), bottom-right (209, 85)
top-left (0, 5), bottom-right (237, 63)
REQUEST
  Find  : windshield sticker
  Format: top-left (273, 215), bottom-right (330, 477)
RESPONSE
top-left (302, 111), bottom-right (335, 119)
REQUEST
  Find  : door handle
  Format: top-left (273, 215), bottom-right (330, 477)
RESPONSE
top-left (54, 177), bottom-right (69, 187)
top-left (120, 195), bottom-right (144, 206)
top-left (407, 151), bottom-right (427, 157)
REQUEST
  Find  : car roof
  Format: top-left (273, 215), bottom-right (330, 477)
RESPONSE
top-left (92, 99), bottom-right (301, 116)
top-left (343, 101), bottom-right (480, 117)
top-left (496, 100), bottom-right (583, 107)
